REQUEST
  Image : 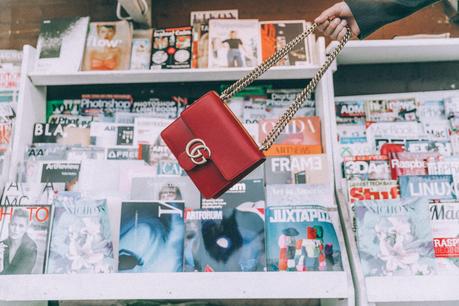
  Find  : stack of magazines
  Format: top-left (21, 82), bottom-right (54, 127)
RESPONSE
top-left (335, 91), bottom-right (459, 276)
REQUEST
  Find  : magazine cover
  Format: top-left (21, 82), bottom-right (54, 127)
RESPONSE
top-left (265, 205), bottom-right (343, 271)
top-left (417, 99), bottom-right (446, 121)
top-left (151, 27), bottom-right (192, 69)
top-left (208, 19), bottom-right (261, 68)
top-left (347, 180), bottom-right (399, 204)
top-left (118, 201), bottom-right (184, 273)
top-left (429, 202), bottom-right (459, 274)
top-left (422, 120), bottom-right (450, 141)
top-left (265, 154), bottom-right (328, 184)
top-left (82, 20), bottom-right (132, 71)
top-left (400, 175), bottom-right (456, 201)
top-left (335, 100), bottom-right (366, 124)
top-left (0, 182), bottom-right (59, 205)
top-left (90, 122), bottom-right (134, 147)
top-left (343, 155), bottom-right (391, 181)
top-left (0, 205), bottom-right (52, 274)
top-left (364, 98), bottom-right (417, 122)
top-left (366, 121), bottom-right (424, 151)
top-left (266, 184), bottom-right (334, 208)
top-left (105, 147), bottom-right (138, 160)
top-left (389, 151), bottom-right (438, 180)
top-left (131, 98), bottom-right (180, 118)
top-left (405, 140), bottom-right (452, 156)
top-left (46, 99), bottom-right (81, 121)
top-left (32, 123), bottom-right (89, 145)
top-left (260, 20), bottom-right (310, 66)
top-left (129, 176), bottom-right (200, 209)
top-left (259, 117), bottom-right (322, 156)
top-left (80, 94), bottom-right (133, 118)
top-left (48, 115), bottom-right (93, 128)
top-left (66, 146), bottom-right (105, 162)
top-left (184, 206), bottom-right (265, 272)
top-left (201, 179), bottom-right (265, 210)
top-left (190, 9), bottom-right (238, 68)
top-left (355, 197), bottom-right (436, 276)
top-left (35, 17), bottom-right (90, 73)
top-left (25, 143), bottom-right (68, 160)
top-left (130, 29), bottom-right (152, 70)
top-left (40, 162), bottom-right (80, 191)
top-left (47, 193), bottom-right (114, 273)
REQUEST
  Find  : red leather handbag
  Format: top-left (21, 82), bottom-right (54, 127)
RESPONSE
top-left (161, 23), bottom-right (351, 198)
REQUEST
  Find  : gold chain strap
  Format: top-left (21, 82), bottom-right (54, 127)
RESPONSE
top-left (219, 23), bottom-right (352, 151)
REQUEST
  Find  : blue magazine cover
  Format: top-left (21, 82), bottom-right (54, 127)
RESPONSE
top-left (47, 192), bottom-right (115, 273)
top-left (118, 201), bottom-right (184, 272)
top-left (355, 197), bottom-right (436, 276)
top-left (265, 205), bottom-right (343, 272)
top-left (184, 205), bottom-right (265, 272)
top-left (399, 175), bottom-right (455, 201)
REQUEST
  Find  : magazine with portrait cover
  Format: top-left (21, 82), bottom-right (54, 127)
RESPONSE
top-left (208, 19), bottom-right (261, 68)
top-left (265, 154), bottom-right (328, 185)
top-left (364, 98), bottom-right (417, 122)
top-left (82, 20), bottom-right (132, 71)
top-left (335, 100), bottom-right (366, 124)
top-left (129, 175), bottom-right (200, 209)
top-left (201, 179), bottom-right (265, 210)
top-left (399, 175), bottom-right (456, 201)
top-left (118, 201), bottom-right (184, 273)
top-left (47, 192), bottom-right (114, 273)
top-left (89, 122), bottom-right (134, 147)
top-left (0, 182), bottom-right (61, 205)
top-left (355, 197), bottom-right (436, 276)
top-left (266, 184), bottom-right (334, 208)
top-left (151, 27), bottom-right (192, 69)
top-left (429, 202), bottom-right (459, 274)
top-left (35, 17), bottom-right (90, 73)
top-left (260, 20), bottom-right (311, 66)
top-left (265, 205), bottom-right (343, 272)
top-left (259, 117), bottom-right (322, 156)
top-left (184, 206), bottom-right (265, 272)
top-left (190, 9), bottom-right (238, 68)
top-left (0, 205), bottom-right (52, 274)
top-left (130, 29), bottom-right (152, 70)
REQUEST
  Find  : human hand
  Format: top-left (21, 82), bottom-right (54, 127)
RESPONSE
top-left (315, 1), bottom-right (360, 39)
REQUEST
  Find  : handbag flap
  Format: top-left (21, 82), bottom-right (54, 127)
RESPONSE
top-left (179, 91), bottom-right (263, 181)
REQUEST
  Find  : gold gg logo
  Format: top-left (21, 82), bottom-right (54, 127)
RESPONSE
top-left (186, 138), bottom-right (211, 165)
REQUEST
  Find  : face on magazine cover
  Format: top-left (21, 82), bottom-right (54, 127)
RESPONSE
top-left (159, 184), bottom-right (183, 201)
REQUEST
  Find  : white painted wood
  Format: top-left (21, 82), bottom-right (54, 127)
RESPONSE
top-left (328, 38), bottom-right (459, 65)
top-left (0, 272), bottom-right (349, 301)
top-left (8, 45), bottom-right (46, 181)
top-left (29, 65), bottom-right (320, 86)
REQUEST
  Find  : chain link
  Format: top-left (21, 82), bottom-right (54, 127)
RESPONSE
top-left (218, 22), bottom-right (351, 152)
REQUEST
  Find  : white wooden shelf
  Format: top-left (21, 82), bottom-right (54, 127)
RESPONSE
top-left (28, 65), bottom-right (319, 86)
top-left (0, 272), bottom-right (350, 301)
top-left (329, 38), bottom-right (459, 65)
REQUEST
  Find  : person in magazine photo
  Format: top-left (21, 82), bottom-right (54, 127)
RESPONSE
top-left (222, 30), bottom-right (248, 67)
top-left (0, 209), bottom-right (37, 275)
top-left (88, 24), bottom-right (121, 70)
top-left (159, 184), bottom-right (183, 201)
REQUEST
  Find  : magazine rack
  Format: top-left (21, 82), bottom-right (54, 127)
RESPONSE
top-left (0, 38), bottom-right (355, 306)
top-left (328, 38), bottom-right (459, 306)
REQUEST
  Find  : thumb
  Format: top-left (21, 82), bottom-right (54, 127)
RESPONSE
top-left (315, 4), bottom-right (342, 23)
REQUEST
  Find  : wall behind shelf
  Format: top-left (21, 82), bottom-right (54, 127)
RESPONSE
top-left (1, 0), bottom-right (459, 49)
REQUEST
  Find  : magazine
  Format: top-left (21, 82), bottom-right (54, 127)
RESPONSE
top-left (364, 98), bottom-right (417, 122)
top-left (184, 206), bottom-right (265, 272)
top-left (129, 176), bottom-right (200, 209)
top-left (118, 201), bottom-right (184, 272)
top-left (82, 20), bottom-right (132, 71)
top-left (335, 100), bottom-right (365, 124)
top-left (105, 147), bottom-right (138, 160)
top-left (151, 27), bottom-right (192, 69)
top-left (389, 151), bottom-right (438, 180)
top-left (80, 94), bottom-right (133, 118)
top-left (35, 17), bottom-right (90, 73)
top-left (265, 205), bottom-right (343, 271)
top-left (399, 175), bottom-right (456, 201)
top-left (46, 99), bottom-right (80, 121)
top-left (347, 180), bottom-right (399, 204)
top-left (422, 120), bottom-right (450, 141)
top-left (355, 197), bottom-right (436, 276)
top-left (0, 182), bottom-right (60, 205)
top-left (90, 122), bottom-right (135, 147)
top-left (208, 19), bottom-right (261, 68)
top-left (190, 9), bottom-right (238, 68)
top-left (130, 29), bottom-right (152, 70)
top-left (260, 20), bottom-right (311, 66)
top-left (342, 155), bottom-right (391, 181)
top-left (417, 99), bottom-right (446, 121)
top-left (266, 184), bottom-right (334, 208)
top-left (405, 140), bottom-right (453, 156)
top-left (0, 205), bottom-right (52, 274)
top-left (47, 192), bottom-right (115, 273)
top-left (265, 154), bottom-right (328, 184)
top-left (259, 117), bottom-right (322, 156)
top-left (201, 179), bottom-right (265, 210)
top-left (429, 202), bottom-right (459, 274)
